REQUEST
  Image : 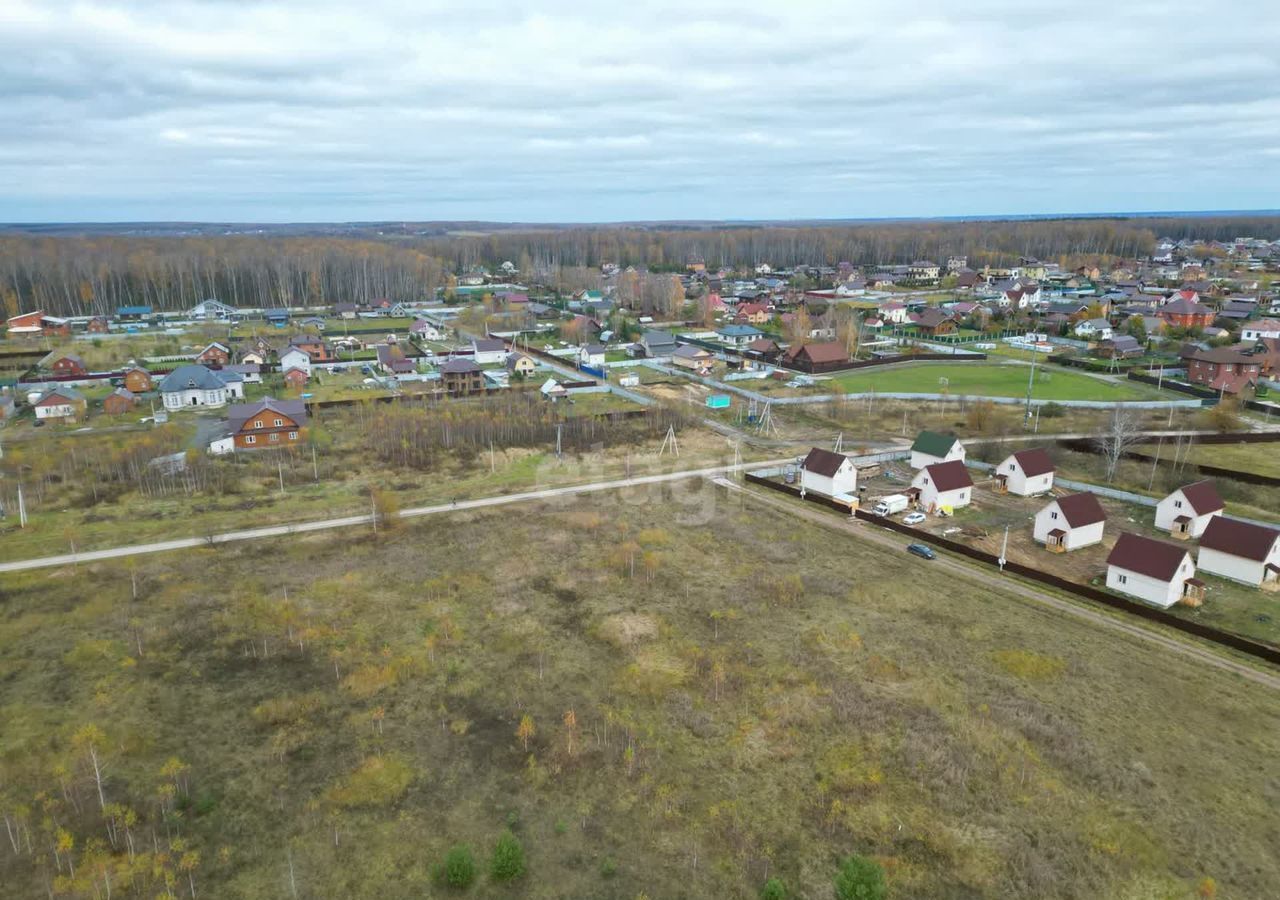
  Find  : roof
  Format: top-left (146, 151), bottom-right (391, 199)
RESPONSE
top-left (1106, 532), bottom-right (1190, 581)
top-left (473, 338), bottom-right (506, 352)
top-left (1175, 480), bottom-right (1224, 515)
top-left (746, 337), bottom-right (780, 352)
top-left (158, 364), bottom-right (241, 392)
top-left (1199, 517), bottom-right (1280, 562)
top-left (921, 459), bottom-right (973, 492)
top-left (35, 387), bottom-right (84, 406)
top-left (440, 357), bottom-right (481, 374)
top-left (227, 398), bottom-right (307, 433)
top-left (802, 447), bottom-right (850, 478)
top-left (1010, 448), bottom-right (1055, 477)
top-left (1052, 492), bottom-right (1106, 528)
top-left (784, 341), bottom-right (848, 363)
top-left (911, 430), bottom-right (959, 457)
top-left (913, 308), bottom-right (954, 329)
top-left (673, 344), bottom-right (712, 359)
top-left (582, 343), bottom-right (606, 354)
top-left (642, 330), bottom-right (677, 346)
top-left (716, 324), bottom-right (764, 337)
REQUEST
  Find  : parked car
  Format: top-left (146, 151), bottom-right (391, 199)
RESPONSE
top-left (903, 512), bottom-right (927, 526)
top-left (906, 543), bottom-right (936, 560)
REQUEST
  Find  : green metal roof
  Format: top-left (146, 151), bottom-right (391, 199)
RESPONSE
top-left (911, 430), bottom-right (958, 457)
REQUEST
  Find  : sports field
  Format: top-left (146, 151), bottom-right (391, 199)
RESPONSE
top-left (824, 361), bottom-right (1164, 401)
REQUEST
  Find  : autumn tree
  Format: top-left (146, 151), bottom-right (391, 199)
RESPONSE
top-left (516, 715), bottom-right (536, 751)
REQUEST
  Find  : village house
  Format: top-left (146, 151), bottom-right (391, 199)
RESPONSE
top-left (877, 302), bottom-right (909, 324)
top-left (86, 316), bottom-right (110, 334)
top-left (334, 302), bottom-right (359, 319)
top-left (288, 335), bottom-right (332, 362)
top-left (716, 324), bottom-right (764, 347)
top-left (1105, 533), bottom-right (1203, 608)
top-left (116, 305), bottom-right (153, 322)
top-left (33, 387), bottom-right (86, 423)
top-left (190, 299), bottom-right (238, 321)
top-left (911, 308), bottom-right (957, 336)
top-left (799, 448), bottom-right (857, 500)
top-left (734, 303), bottom-right (771, 325)
top-left (279, 346), bottom-right (313, 376)
top-left (1157, 294), bottom-right (1215, 330)
top-left (376, 342), bottom-right (415, 375)
top-left (158, 364), bottom-right (244, 409)
top-left (440, 357), bottom-right (485, 395)
top-left (1196, 517), bottom-right (1280, 589)
top-left (46, 353), bottom-right (88, 378)
top-left (6, 310), bottom-right (47, 337)
top-left (227, 397), bottom-right (307, 450)
top-left (577, 344), bottom-right (606, 368)
top-left (1033, 492), bottom-right (1106, 552)
top-left (506, 353), bottom-right (537, 378)
top-left (1184, 344), bottom-right (1264, 394)
top-left (910, 460), bottom-right (973, 513)
top-left (471, 338), bottom-right (507, 366)
top-left (638, 331), bottom-right (678, 358)
top-left (907, 260), bottom-right (940, 281)
top-left (283, 367), bottom-right (309, 390)
top-left (1097, 335), bottom-right (1144, 359)
top-left (1073, 318), bottom-right (1113, 340)
top-left (910, 430), bottom-right (965, 470)
top-left (780, 341), bottom-right (849, 373)
top-left (102, 387), bottom-right (137, 416)
top-left (1155, 480), bottom-right (1224, 538)
top-left (1241, 318), bottom-right (1280, 341)
top-left (195, 342), bottom-right (231, 366)
top-left (41, 316), bottom-right (72, 337)
top-left (745, 337), bottom-right (783, 360)
top-left (122, 367), bottom-right (154, 393)
top-left (670, 344), bottom-right (715, 374)
top-left (995, 448), bottom-right (1055, 496)
top-left (410, 318), bottom-right (445, 341)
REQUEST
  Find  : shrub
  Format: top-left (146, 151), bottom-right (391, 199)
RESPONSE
top-left (600, 857), bottom-right (617, 879)
top-left (439, 845), bottom-right (476, 890)
top-left (761, 876), bottom-right (788, 899)
top-left (834, 854), bottom-right (886, 900)
top-left (490, 831), bottom-right (525, 882)
top-left (1040, 401), bottom-right (1066, 419)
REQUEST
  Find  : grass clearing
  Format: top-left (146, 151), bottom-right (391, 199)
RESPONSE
top-left (1, 494), bottom-right (1276, 898)
top-left (819, 361), bottom-right (1164, 401)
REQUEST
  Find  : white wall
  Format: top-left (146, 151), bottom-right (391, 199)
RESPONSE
top-left (1155, 491), bottom-right (1219, 537)
top-left (801, 461), bottom-right (857, 498)
top-left (1106, 557), bottom-right (1193, 608)
top-left (1197, 544), bottom-right (1280, 587)
top-left (910, 443), bottom-right (965, 470)
top-left (1033, 503), bottom-right (1105, 550)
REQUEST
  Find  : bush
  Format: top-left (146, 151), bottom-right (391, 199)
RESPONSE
top-left (761, 876), bottom-right (788, 899)
top-left (490, 831), bottom-right (525, 882)
top-left (600, 857), bottom-right (617, 879)
top-left (438, 845), bottom-right (476, 890)
top-left (834, 854), bottom-right (886, 900)
top-left (1039, 401), bottom-right (1066, 419)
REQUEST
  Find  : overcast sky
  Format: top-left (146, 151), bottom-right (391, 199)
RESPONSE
top-left (2, 0), bottom-right (1278, 223)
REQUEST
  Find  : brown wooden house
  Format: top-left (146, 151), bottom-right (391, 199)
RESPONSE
top-left (196, 342), bottom-right (232, 366)
top-left (781, 341), bottom-right (850, 373)
top-left (86, 316), bottom-right (110, 334)
top-left (102, 387), bottom-right (137, 416)
top-left (49, 353), bottom-right (88, 377)
top-left (283, 367), bottom-right (309, 390)
top-left (227, 398), bottom-right (307, 450)
top-left (122, 367), bottom-right (154, 393)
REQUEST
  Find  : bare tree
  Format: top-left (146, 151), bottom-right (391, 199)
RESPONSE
top-left (1095, 408), bottom-right (1144, 482)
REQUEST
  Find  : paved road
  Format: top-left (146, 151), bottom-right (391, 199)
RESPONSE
top-left (717, 478), bottom-right (1280, 691)
top-left (0, 457), bottom-right (795, 574)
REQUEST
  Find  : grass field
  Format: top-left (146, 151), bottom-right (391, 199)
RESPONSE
top-left (1133, 440), bottom-right (1280, 480)
top-left (1, 495), bottom-right (1276, 898)
top-left (819, 362), bottom-right (1165, 401)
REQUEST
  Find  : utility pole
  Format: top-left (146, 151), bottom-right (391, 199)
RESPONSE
top-left (998, 525), bottom-right (1009, 572)
top-left (278, 460), bottom-right (285, 494)
top-left (312, 445), bottom-right (319, 481)
top-left (17, 484), bottom-right (26, 528)
top-left (1023, 346), bottom-right (1039, 423)
top-left (1148, 435), bottom-right (1164, 490)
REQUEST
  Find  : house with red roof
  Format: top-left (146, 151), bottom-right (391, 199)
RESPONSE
top-left (910, 460), bottom-right (973, 512)
top-left (1157, 293), bottom-right (1215, 330)
top-left (1106, 533), bottom-right (1203, 608)
top-left (1155, 480), bottom-right (1223, 538)
top-left (1033, 493), bottom-right (1106, 552)
top-left (1184, 344), bottom-right (1264, 395)
top-left (1196, 517), bottom-right (1280, 589)
top-left (995, 448), bottom-right (1055, 496)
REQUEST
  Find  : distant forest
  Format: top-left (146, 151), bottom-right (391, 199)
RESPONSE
top-left (3, 214), bottom-right (1278, 317)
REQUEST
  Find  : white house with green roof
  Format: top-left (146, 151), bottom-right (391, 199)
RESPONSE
top-left (910, 430), bottom-right (966, 470)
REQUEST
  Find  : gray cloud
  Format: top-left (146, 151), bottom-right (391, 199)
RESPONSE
top-left (1, 0), bottom-right (1277, 221)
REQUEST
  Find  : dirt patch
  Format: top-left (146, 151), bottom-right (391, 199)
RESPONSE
top-left (597, 612), bottom-right (659, 648)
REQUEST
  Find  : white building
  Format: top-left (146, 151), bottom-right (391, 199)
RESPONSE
top-left (158, 364), bottom-right (244, 410)
top-left (1105, 532), bottom-right (1202, 608)
top-left (410, 318), bottom-right (445, 340)
top-left (1155, 480), bottom-right (1224, 538)
top-left (1074, 318), bottom-right (1113, 340)
top-left (1241, 318), bottom-right (1280, 341)
top-left (800, 447), bottom-right (857, 500)
top-left (33, 387), bottom-right (84, 423)
top-left (1033, 493), bottom-right (1106, 551)
top-left (189, 299), bottom-right (238, 321)
top-left (910, 460), bottom-right (972, 512)
top-left (1196, 517), bottom-right (1280, 588)
top-left (578, 344), bottom-right (606, 368)
top-left (279, 347), bottom-right (312, 376)
top-left (996, 448), bottom-right (1055, 496)
top-left (472, 338), bottom-right (508, 365)
top-left (910, 431), bottom-right (966, 470)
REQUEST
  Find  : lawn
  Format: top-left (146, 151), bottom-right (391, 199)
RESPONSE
top-left (1133, 440), bottom-right (1280, 480)
top-left (1, 495), bottom-right (1276, 898)
top-left (822, 362), bottom-right (1164, 401)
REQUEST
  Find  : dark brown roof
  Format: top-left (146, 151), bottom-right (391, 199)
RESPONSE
top-left (440, 357), bottom-right (481, 374)
top-left (914, 308), bottom-right (954, 329)
top-left (922, 459), bottom-right (972, 492)
top-left (227, 397), bottom-right (307, 433)
top-left (1199, 517), bottom-right (1280, 562)
top-left (1053, 492), bottom-right (1106, 528)
top-left (802, 448), bottom-right (850, 478)
top-left (1011, 448), bottom-right (1055, 477)
top-left (1177, 480), bottom-right (1224, 515)
top-left (784, 341), bottom-right (848, 363)
top-left (1106, 533), bottom-right (1191, 581)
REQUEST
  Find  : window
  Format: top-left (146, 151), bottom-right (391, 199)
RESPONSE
top-left (274, 418), bottom-right (283, 427)
top-left (288, 431), bottom-right (298, 440)
top-left (1117, 573), bottom-right (1127, 584)
top-left (245, 435), bottom-right (256, 445)
top-left (1174, 500), bottom-right (1182, 509)
top-left (1050, 512), bottom-right (1058, 520)
top-left (269, 433), bottom-right (279, 443)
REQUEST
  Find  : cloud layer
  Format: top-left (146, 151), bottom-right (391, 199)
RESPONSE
top-left (2, 0), bottom-right (1278, 221)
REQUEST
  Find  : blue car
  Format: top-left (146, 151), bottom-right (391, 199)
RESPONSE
top-left (906, 543), bottom-right (936, 560)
